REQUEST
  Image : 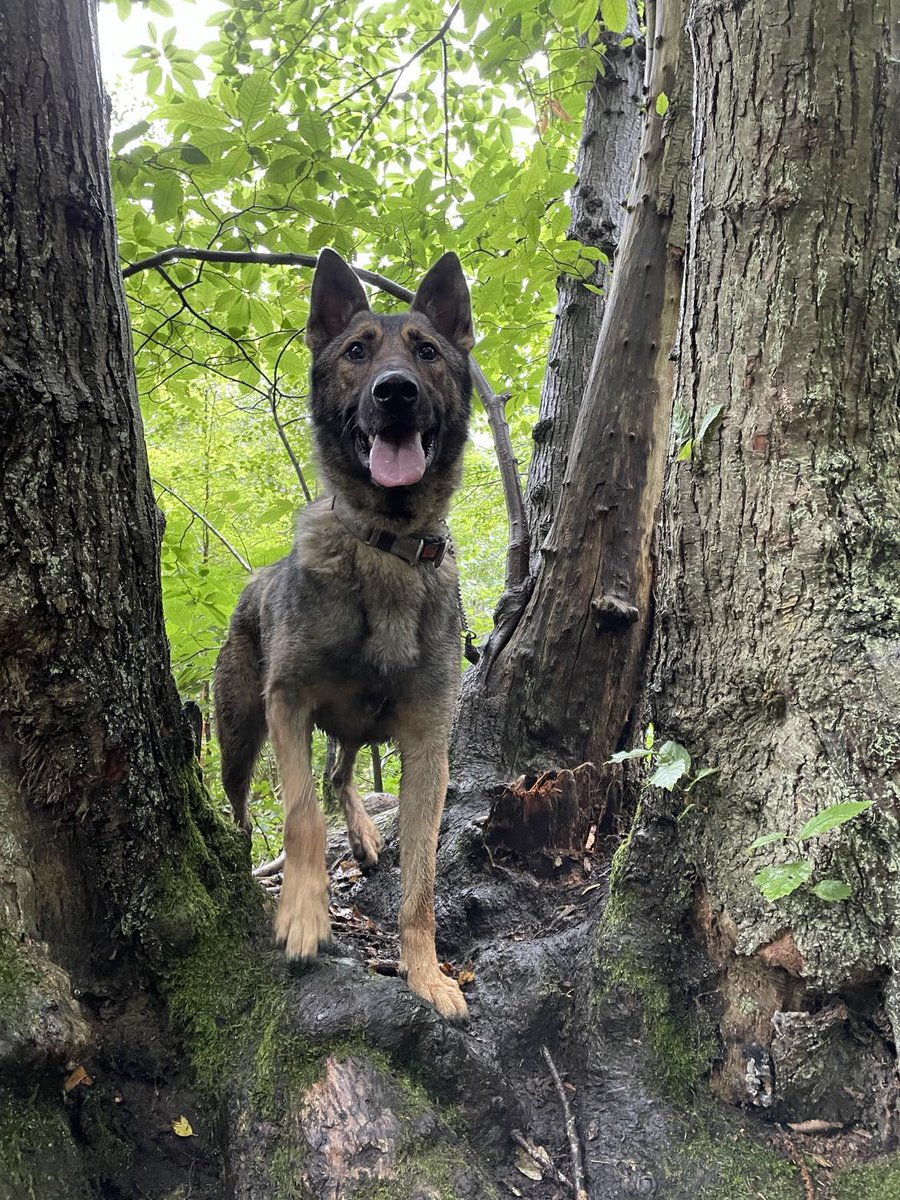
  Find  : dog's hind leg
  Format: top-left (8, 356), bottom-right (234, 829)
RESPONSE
top-left (214, 630), bottom-right (266, 836)
top-left (331, 743), bottom-right (382, 868)
top-left (267, 687), bottom-right (331, 960)
top-left (395, 719), bottom-right (468, 1024)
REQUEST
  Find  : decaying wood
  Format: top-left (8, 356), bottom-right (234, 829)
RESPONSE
top-left (475, 0), bottom-right (688, 774)
top-left (483, 763), bottom-right (603, 874)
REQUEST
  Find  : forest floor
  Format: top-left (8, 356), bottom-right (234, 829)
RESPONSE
top-left (45, 775), bottom-right (898, 1200)
top-left (239, 777), bottom-right (894, 1200)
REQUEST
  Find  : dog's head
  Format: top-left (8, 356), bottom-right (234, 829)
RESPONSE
top-left (306, 249), bottom-right (474, 525)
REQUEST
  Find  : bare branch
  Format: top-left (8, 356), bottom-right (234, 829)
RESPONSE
top-left (541, 1045), bottom-right (589, 1200)
top-left (152, 478), bottom-right (252, 572)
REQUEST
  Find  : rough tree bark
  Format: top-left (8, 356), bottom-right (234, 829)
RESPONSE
top-left (605, 0), bottom-right (900, 1161)
top-left (524, 7), bottom-right (645, 575)
top-left (459, 0), bottom-right (688, 780)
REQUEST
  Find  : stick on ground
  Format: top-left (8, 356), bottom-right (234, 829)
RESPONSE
top-left (541, 1044), bottom-right (589, 1200)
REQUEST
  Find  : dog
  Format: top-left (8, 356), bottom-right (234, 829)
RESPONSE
top-left (213, 248), bottom-right (473, 1021)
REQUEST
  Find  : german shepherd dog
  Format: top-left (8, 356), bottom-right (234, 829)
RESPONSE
top-left (213, 249), bottom-right (473, 1021)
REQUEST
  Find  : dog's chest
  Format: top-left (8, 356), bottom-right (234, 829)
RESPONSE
top-left (357, 550), bottom-right (430, 674)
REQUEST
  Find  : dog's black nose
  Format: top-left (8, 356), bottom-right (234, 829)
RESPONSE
top-left (372, 371), bottom-right (419, 406)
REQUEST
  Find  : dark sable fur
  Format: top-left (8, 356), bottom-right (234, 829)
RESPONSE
top-left (213, 249), bottom-right (475, 1021)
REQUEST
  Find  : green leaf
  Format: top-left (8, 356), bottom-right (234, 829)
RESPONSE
top-left (607, 748), bottom-right (652, 764)
top-left (649, 741), bottom-right (691, 791)
top-left (600, 0), bottom-right (628, 33)
top-left (180, 144), bottom-right (211, 165)
top-left (152, 171), bottom-right (183, 222)
top-left (237, 72), bottom-right (275, 128)
top-left (697, 402), bottom-right (724, 443)
top-left (676, 438), bottom-right (693, 462)
top-left (154, 98), bottom-right (228, 130)
top-left (746, 831), bottom-right (788, 853)
top-left (684, 766), bottom-right (719, 793)
top-left (112, 120), bottom-right (150, 153)
top-left (672, 402), bottom-right (690, 443)
top-left (655, 92), bottom-right (669, 117)
top-left (811, 879), bottom-right (853, 902)
top-left (574, 0), bottom-right (598, 34)
top-left (797, 800), bottom-right (873, 841)
top-left (754, 861), bottom-right (813, 901)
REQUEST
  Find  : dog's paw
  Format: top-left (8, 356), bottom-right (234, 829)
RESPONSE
top-left (274, 870), bottom-right (331, 961)
top-left (405, 965), bottom-right (469, 1025)
top-left (348, 812), bottom-right (382, 869)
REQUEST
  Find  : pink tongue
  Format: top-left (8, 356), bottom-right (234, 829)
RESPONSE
top-left (369, 432), bottom-right (427, 487)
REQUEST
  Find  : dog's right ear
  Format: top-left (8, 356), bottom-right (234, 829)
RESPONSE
top-left (306, 249), bottom-right (370, 351)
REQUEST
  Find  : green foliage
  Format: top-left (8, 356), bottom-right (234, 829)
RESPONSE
top-left (746, 800), bottom-right (873, 904)
top-left (100, 0), bottom-right (635, 857)
top-left (608, 730), bottom-right (717, 796)
top-left (674, 401), bottom-right (725, 462)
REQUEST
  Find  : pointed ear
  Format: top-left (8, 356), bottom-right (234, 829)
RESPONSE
top-left (306, 248), bottom-right (370, 350)
top-left (410, 252), bottom-right (474, 352)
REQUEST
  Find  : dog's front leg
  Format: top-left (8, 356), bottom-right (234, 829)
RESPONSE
top-left (396, 729), bottom-right (468, 1023)
top-left (267, 688), bottom-right (331, 960)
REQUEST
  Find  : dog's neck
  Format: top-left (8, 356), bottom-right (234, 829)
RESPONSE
top-left (318, 466), bottom-right (460, 537)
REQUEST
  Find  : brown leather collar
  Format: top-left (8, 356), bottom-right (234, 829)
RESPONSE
top-left (330, 497), bottom-right (450, 569)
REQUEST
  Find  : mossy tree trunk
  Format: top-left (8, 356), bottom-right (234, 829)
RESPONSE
top-left (605, 0), bottom-right (900, 1138)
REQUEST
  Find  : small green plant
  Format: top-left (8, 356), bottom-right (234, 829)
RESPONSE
top-left (608, 725), bottom-right (718, 794)
top-left (672, 401), bottom-right (724, 461)
top-left (746, 800), bottom-right (873, 902)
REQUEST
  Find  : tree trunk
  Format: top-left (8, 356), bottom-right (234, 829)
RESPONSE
top-left (462, 0), bottom-right (688, 779)
top-left (607, 0), bottom-right (900, 1139)
top-left (524, 9), bottom-right (645, 574)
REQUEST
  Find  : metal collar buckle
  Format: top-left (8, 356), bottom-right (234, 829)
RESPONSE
top-left (416, 537), bottom-right (447, 568)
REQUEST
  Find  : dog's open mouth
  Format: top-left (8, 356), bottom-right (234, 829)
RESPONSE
top-left (356, 428), bottom-right (437, 488)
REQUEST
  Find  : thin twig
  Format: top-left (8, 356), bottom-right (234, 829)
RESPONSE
top-left (270, 328), bottom-right (313, 499)
top-left (152, 479), bottom-right (252, 572)
top-left (441, 33), bottom-right (451, 187)
top-left (777, 1127), bottom-right (815, 1200)
top-left (252, 851), bottom-right (286, 878)
top-left (541, 1045), bottom-right (589, 1200)
top-left (322, 4), bottom-right (460, 116)
top-left (510, 1129), bottom-right (573, 1191)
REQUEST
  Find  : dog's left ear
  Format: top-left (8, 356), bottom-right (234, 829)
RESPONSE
top-left (306, 248), bottom-right (371, 350)
top-left (411, 253), bottom-right (474, 352)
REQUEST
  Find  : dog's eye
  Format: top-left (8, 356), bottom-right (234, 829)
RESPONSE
top-left (417, 343), bottom-right (438, 361)
top-left (344, 341), bottom-right (366, 361)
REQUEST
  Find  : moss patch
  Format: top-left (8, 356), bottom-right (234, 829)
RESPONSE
top-left (0, 1089), bottom-right (92, 1200)
top-left (830, 1154), bottom-right (900, 1200)
top-left (600, 945), bottom-right (717, 1102)
top-left (349, 1140), bottom-right (497, 1200)
top-left (665, 1126), bottom-right (800, 1199)
top-left (0, 931), bottom-right (37, 1015)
